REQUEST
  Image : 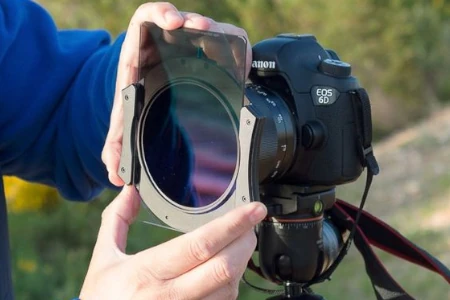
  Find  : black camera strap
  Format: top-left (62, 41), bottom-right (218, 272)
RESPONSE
top-left (299, 88), bottom-right (381, 287)
top-left (330, 200), bottom-right (450, 300)
top-left (351, 88), bottom-right (379, 176)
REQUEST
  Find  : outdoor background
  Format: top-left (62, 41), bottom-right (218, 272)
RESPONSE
top-left (4, 0), bottom-right (450, 299)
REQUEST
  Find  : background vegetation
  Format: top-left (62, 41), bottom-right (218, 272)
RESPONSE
top-left (4, 0), bottom-right (450, 299)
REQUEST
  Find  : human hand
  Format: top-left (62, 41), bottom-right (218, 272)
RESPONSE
top-left (102, 2), bottom-right (252, 186)
top-left (79, 186), bottom-right (267, 300)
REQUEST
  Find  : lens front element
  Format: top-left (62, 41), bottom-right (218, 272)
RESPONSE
top-left (141, 81), bottom-right (238, 209)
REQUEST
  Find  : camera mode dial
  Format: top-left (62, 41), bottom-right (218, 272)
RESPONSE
top-left (318, 59), bottom-right (351, 78)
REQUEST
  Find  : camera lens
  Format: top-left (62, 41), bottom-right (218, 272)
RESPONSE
top-left (245, 84), bottom-right (296, 183)
top-left (141, 80), bottom-right (238, 209)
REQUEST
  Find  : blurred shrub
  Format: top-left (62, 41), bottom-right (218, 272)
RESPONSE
top-left (39, 0), bottom-right (450, 139)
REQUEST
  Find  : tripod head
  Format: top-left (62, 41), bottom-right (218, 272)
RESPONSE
top-left (251, 185), bottom-right (344, 300)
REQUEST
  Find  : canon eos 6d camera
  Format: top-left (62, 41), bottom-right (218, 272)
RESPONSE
top-left (119, 23), bottom-right (378, 297)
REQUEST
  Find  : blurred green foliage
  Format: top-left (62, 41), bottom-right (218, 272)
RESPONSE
top-left (7, 0), bottom-right (450, 299)
top-left (40, 0), bottom-right (450, 138)
top-left (8, 190), bottom-right (179, 299)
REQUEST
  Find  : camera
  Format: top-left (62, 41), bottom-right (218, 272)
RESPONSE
top-left (119, 23), bottom-right (377, 298)
top-left (244, 33), bottom-right (368, 286)
top-left (247, 33), bottom-right (364, 187)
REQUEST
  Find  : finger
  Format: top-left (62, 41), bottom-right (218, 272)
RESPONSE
top-left (122, 2), bottom-right (185, 59)
top-left (159, 12), bottom-right (215, 45)
top-left (167, 230), bottom-right (256, 300)
top-left (95, 185), bottom-right (141, 253)
top-left (201, 278), bottom-right (241, 300)
top-left (135, 202), bottom-right (266, 280)
top-left (103, 2), bottom-right (185, 185)
top-left (181, 12), bottom-right (213, 30)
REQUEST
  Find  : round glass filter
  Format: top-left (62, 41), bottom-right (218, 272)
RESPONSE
top-left (141, 80), bottom-right (239, 209)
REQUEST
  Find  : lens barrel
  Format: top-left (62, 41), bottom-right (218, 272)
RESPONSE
top-left (245, 84), bottom-right (296, 184)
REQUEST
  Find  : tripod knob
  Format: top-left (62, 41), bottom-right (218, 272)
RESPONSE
top-left (276, 255), bottom-right (293, 280)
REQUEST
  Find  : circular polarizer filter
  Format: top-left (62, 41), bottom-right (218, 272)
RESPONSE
top-left (141, 79), bottom-right (238, 210)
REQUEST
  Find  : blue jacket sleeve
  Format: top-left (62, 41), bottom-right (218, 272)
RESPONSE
top-left (0, 0), bottom-right (124, 201)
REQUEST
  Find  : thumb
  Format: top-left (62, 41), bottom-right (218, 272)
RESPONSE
top-left (102, 138), bottom-right (126, 186)
top-left (96, 185), bottom-right (141, 253)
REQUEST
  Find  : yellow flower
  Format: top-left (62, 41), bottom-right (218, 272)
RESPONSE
top-left (17, 259), bottom-right (37, 273)
top-left (3, 176), bottom-right (60, 213)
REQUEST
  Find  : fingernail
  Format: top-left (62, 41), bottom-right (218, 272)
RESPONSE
top-left (250, 203), bottom-right (267, 224)
top-left (164, 11), bottom-right (183, 24)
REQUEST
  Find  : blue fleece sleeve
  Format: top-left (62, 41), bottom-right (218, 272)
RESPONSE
top-left (0, 0), bottom-right (124, 201)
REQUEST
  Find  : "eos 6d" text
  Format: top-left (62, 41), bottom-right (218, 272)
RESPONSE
top-left (316, 88), bottom-right (333, 104)
top-left (311, 86), bottom-right (339, 106)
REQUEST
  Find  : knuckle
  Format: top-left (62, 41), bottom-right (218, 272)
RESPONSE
top-left (212, 257), bottom-right (238, 284)
top-left (165, 286), bottom-right (182, 300)
top-left (157, 281), bottom-right (182, 300)
top-left (188, 238), bottom-right (215, 262)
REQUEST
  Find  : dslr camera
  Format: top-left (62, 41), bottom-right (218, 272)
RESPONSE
top-left (119, 22), bottom-right (378, 299)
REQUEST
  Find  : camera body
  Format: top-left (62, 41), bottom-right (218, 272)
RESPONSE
top-left (246, 33), bottom-right (364, 188)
